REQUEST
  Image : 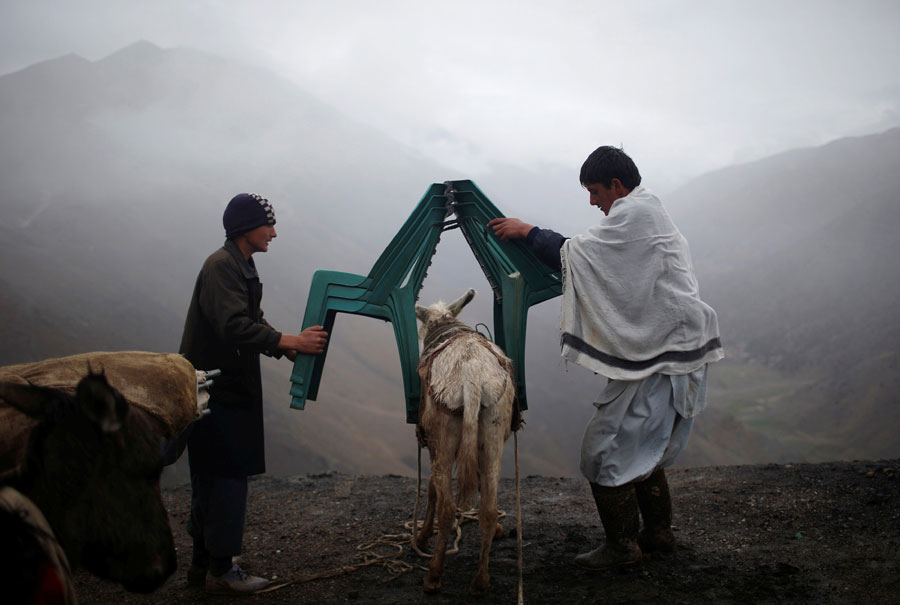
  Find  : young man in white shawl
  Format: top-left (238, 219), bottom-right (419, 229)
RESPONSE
top-left (489, 146), bottom-right (724, 570)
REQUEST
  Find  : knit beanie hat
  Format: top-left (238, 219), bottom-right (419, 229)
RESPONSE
top-left (223, 193), bottom-right (276, 239)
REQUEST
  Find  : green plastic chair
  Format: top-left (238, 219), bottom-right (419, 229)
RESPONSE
top-left (290, 180), bottom-right (562, 423)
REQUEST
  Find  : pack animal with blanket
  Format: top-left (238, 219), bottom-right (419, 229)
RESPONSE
top-left (0, 352), bottom-right (207, 603)
top-left (413, 289), bottom-right (518, 595)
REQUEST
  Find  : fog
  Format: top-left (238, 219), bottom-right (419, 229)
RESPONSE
top-left (2, 0), bottom-right (899, 193)
top-left (1, 2), bottom-right (899, 476)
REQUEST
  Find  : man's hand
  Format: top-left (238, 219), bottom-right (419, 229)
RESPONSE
top-left (279, 325), bottom-right (328, 355)
top-left (487, 217), bottom-right (534, 241)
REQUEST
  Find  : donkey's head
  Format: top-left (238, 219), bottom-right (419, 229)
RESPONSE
top-left (415, 288), bottom-right (476, 342)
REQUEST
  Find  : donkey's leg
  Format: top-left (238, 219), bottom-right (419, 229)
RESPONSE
top-left (470, 426), bottom-right (505, 595)
top-left (416, 473), bottom-right (437, 549)
top-left (423, 418), bottom-right (461, 593)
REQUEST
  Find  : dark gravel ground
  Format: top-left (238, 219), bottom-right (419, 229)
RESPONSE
top-left (75, 459), bottom-right (899, 604)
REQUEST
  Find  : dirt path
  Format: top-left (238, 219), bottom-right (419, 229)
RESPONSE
top-left (76, 460), bottom-right (899, 604)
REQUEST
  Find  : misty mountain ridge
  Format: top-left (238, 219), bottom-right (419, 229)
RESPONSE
top-left (668, 127), bottom-right (900, 277)
top-left (667, 127), bottom-right (900, 461)
top-left (1, 41), bottom-right (897, 481)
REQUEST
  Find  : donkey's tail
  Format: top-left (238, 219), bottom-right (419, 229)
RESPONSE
top-left (456, 381), bottom-right (481, 510)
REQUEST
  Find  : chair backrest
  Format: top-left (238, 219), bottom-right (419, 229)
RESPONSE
top-left (445, 180), bottom-right (562, 407)
top-left (290, 180), bottom-right (562, 423)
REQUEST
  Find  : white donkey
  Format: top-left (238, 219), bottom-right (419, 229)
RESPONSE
top-left (414, 288), bottom-right (516, 595)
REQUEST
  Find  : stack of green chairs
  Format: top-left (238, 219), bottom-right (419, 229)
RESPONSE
top-left (290, 180), bottom-right (562, 423)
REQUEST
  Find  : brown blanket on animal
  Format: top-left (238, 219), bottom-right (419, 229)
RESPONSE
top-left (0, 351), bottom-right (199, 476)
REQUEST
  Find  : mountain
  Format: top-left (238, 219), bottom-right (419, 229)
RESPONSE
top-left (0, 40), bottom-right (458, 355)
top-left (667, 127), bottom-right (900, 461)
top-left (667, 129), bottom-right (900, 278)
top-left (2, 41), bottom-right (895, 483)
top-left (0, 40), bottom-right (468, 480)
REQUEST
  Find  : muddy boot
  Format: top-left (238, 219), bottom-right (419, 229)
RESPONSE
top-left (574, 482), bottom-right (642, 570)
top-left (635, 468), bottom-right (675, 553)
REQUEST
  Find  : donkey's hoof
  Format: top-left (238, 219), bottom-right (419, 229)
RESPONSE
top-left (423, 573), bottom-right (442, 593)
top-left (469, 574), bottom-right (490, 596)
top-left (494, 522), bottom-right (505, 538)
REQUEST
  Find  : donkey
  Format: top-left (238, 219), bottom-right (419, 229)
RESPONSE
top-left (414, 288), bottom-right (516, 595)
top-left (0, 372), bottom-right (177, 601)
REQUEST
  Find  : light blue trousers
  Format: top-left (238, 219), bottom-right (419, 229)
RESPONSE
top-left (580, 366), bottom-right (707, 487)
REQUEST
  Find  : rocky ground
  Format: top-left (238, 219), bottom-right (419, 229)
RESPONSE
top-left (76, 460), bottom-right (899, 604)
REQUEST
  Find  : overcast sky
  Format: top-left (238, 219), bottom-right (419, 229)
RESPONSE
top-left (2, 0), bottom-right (899, 192)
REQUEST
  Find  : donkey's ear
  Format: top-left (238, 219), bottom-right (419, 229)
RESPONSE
top-left (448, 289), bottom-right (476, 317)
top-left (77, 373), bottom-right (128, 433)
top-left (415, 304), bottom-right (429, 322)
top-left (0, 381), bottom-right (57, 420)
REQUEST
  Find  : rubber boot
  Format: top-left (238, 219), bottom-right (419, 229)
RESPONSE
top-left (635, 468), bottom-right (675, 553)
top-left (574, 482), bottom-right (642, 570)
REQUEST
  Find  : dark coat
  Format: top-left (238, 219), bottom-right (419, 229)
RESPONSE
top-left (179, 240), bottom-right (282, 477)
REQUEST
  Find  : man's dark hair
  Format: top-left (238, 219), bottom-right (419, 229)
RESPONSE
top-left (579, 146), bottom-right (642, 190)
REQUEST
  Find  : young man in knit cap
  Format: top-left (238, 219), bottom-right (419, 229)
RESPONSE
top-left (180, 193), bottom-right (328, 594)
top-left (489, 146), bottom-right (723, 570)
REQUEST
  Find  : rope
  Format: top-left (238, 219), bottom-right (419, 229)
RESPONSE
top-left (515, 430), bottom-right (524, 605)
top-left (474, 322), bottom-right (494, 342)
top-left (257, 436), bottom-right (525, 598)
top-left (255, 524), bottom-right (432, 594)
top-left (410, 443), bottom-right (428, 556)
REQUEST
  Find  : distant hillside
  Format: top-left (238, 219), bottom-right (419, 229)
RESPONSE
top-left (0, 41), bottom-right (457, 479)
top-left (3, 41), bottom-right (895, 481)
top-left (668, 128), bottom-right (900, 278)
top-left (668, 127), bottom-right (900, 462)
